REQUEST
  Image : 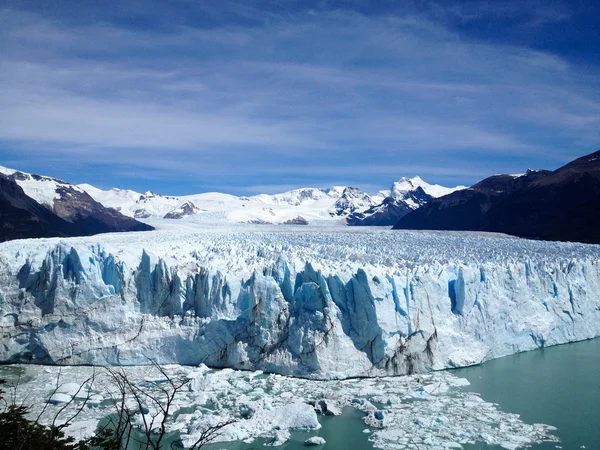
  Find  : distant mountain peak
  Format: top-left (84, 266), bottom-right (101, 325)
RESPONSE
top-left (391, 176), bottom-right (465, 201)
top-left (1, 163), bottom-right (464, 228)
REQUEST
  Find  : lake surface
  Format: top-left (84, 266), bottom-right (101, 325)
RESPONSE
top-left (0, 338), bottom-right (597, 449)
top-left (455, 337), bottom-right (600, 450)
top-left (219, 338), bottom-right (600, 450)
top-left (203, 338), bottom-right (599, 449)
top-left (203, 406), bottom-right (373, 450)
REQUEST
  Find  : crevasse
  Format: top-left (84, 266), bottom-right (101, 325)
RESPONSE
top-left (0, 229), bottom-right (599, 380)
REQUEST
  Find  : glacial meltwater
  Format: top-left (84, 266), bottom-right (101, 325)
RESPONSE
top-left (455, 337), bottom-right (600, 450)
top-left (209, 337), bottom-right (600, 449)
top-left (201, 407), bottom-right (374, 450)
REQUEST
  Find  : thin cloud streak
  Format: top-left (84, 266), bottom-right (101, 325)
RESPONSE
top-left (0, 3), bottom-right (599, 194)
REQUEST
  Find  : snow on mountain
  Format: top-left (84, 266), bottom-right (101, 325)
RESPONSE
top-left (1, 224), bottom-right (598, 379)
top-left (78, 184), bottom-right (374, 224)
top-left (0, 166), bottom-right (152, 239)
top-left (163, 201), bottom-right (202, 219)
top-left (77, 177), bottom-right (463, 226)
top-left (390, 176), bottom-right (466, 205)
top-left (0, 164), bottom-right (464, 226)
top-left (0, 165), bottom-right (86, 207)
top-left (347, 177), bottom-right (468, 226)
top-left (77, 183), bottom-right (144, 211)
top-left (331, 187), bottom-right (377, 216)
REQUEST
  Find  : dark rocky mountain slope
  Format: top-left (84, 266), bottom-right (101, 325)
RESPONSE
top-left (0, 171), bottom-right (152, 243)
top-left (394, 150), bottom-right (600, 244)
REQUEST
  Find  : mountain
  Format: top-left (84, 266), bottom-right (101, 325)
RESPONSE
top-left (0, 166), bottom-right (153, 242)
top-left (347, 176), bottom-right (466, 226)
top-left (0, 173), bottom-right (77, 242)
top-left (79, 177), bottom-right (463, 226)
top-left (0, 163), bottom-right (463, 228)
top-left (394, 150), bottom-right (600, 244)
top-left (331, 187), bottom-right (379, 216)
top-left (163, 201), bottom-right (201, 219)
top-left (80, 183), bottom-right (349, 224)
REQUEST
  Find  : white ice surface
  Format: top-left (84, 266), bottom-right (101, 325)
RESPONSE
top-left (0, 223), bottom-right (599, 380)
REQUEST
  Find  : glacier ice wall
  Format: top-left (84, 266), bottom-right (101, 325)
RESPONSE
top-left (0, 227), bottom-right (599, 379)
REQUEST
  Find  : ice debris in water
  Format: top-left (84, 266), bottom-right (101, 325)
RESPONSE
top-left (0, 364), bottom-right (559, 449)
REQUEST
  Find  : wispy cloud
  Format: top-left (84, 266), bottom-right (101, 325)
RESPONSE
top-left (0, 2), bottom-right (598, 194)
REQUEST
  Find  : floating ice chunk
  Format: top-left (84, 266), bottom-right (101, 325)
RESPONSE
top-left (56, 382), bottom-right (83, 397)
top-left (270, 403), bottom-right (320, 430)
top-left (61, 419), bottom-right (99, 441)
top-left (239, 403), bottom-right (256, 419)
top-left (269, 430), bottom-right (290, 446)
top-left (304, 436), bottom-right (326, 446)
top-left (87, 394), bottom-right (104, 406)
top-left (48, 392), bottom-right (72, 404)
top-left (414, 416), bottom-right (426, 426)
top-left (316, 398), bottom-right (342, 416)
top-left (447, 377), bottom-right (471, 387)
top-left (419, 382), bottom-right (450, 395)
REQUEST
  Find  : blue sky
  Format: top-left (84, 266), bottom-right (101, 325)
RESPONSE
top-left (1, 0), bottom-right (599, 195)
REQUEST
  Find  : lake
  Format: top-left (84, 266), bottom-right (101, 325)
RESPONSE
top-left (203, 338), bottom-right (599, 449)
top-left (456, 337), bottom-right (600, 450)
top-left (0, 338), bottom-right (597, 449)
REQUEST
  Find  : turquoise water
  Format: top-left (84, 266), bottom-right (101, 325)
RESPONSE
top-left (208, 338), bottom-right (600, 449)
top-left (455, 337), bottom-right (600, 450)
top-left (1, 338), bottom-right (598, 449)
top-left (202, 406), bottom-right (374, 450)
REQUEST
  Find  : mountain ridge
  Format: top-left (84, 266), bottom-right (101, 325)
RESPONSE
top-left (0, 166), bottom-right (153, 242)
top-left (76, 174), bottom-right (465, 226)
top-left (393, 150), bottom-right (600, 244)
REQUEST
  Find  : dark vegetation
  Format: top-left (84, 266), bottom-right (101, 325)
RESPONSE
top-left (0, 363), bottom-right (235, 450)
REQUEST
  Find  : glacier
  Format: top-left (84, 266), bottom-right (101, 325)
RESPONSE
top-left (0, 223), bottom-right (599, 379)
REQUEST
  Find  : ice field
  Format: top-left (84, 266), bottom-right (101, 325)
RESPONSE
top-left (0, 223), bottom-right (598, 379)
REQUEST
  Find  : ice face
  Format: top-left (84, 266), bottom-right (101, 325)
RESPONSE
top-left (0, 225), bottom-right (599, 379)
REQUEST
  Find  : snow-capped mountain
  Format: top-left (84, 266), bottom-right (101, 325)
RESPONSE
top-left (390, 175), bottom-right (463, 205)
top-left (348, 176), bottom-right (467, 226)
top-left (78, 176), bottom-right (464, 226)
top-left (0, 166), bottom-right (152, 242)
top-left (0, 163), bottom-right (464, 231)
top-left (331, 187), bottom-right (380, 216)
top-left (163, 201), bottom-right (201, 219)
